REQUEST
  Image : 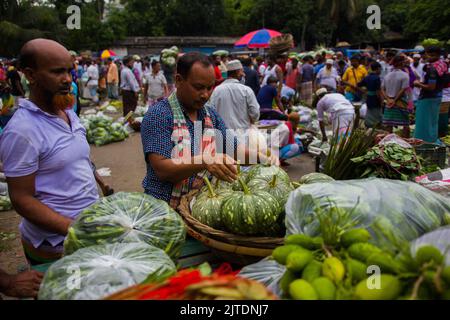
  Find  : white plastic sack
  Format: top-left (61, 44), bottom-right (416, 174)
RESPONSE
top-left (286, 178), bottom-right (450, 247)
top-left (238, 258), bottom-right (285, 298)
top-left (38, 243), bottom-right (176, 300)
top-left (64, 192), bottom-right (186, 259)
top-left (411, 226), bottom-right (450, 266)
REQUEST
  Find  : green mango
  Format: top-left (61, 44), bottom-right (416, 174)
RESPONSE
top-left (340, 229), bottom-right (371, 248)
top-left (280, 270), bottom-right (299, 297)
top-left (301, 260), bottom-right (323, 283)
top-left (286, 248), bottom-right (314, 272)
top-left (348, 243), bottom-right (382, 263)
top-left (415, 246), bottom-right (444, 267)
top-left (366, 252), bottom-right (404, 275)
top-left (285, 234), bottom-right (324, 250)
top-left (311, 277), bottom-right (336, 300)
top-left (355, 275), bottom-right (401, 300)
top-left (322, 257), bottom-right (345, 283)
top-left (346, 259), bottom-right (368, 284)
top-left (289, 279), bottom-right (319, 300)
top-left (272, 245), bottom-right (302, 265)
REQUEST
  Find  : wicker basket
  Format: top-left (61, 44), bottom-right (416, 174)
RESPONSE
top-left (178, 190), bottom-right (284, 265)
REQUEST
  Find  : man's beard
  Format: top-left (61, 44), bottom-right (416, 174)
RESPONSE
top-left (52, 93), bottom-right (75, 111)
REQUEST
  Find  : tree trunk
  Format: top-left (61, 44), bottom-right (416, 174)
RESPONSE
top-left (300, 17), bottom-right (308, 51)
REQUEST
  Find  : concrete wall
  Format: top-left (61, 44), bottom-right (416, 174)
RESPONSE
top-left (114, 36), bottom-right (240, 56)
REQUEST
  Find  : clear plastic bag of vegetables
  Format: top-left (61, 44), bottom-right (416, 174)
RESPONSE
top-left (238, 258), bottom-right (285, 298)
top-left (64, 192), bottom-right (186, 259)
top-left (411, 226), bottom-right (450, 266)
top-left (38, 243), bottom-right (177, 300)
top-left (285, 178), bottom-right (450, 247)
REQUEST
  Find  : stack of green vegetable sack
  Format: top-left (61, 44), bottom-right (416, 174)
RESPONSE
top-left (161, 46), bottom-right (179, 67)
top-left (274, 230), bottom-right (450, 300)
top-left (64, 193), bottom-right (186, 260)
top-left (191, 164), bottom-right (293, 237)
top-left (81, 114), bottom-right (129, 146)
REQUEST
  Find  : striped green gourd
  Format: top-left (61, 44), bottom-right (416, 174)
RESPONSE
top-left (221, 178), bottom-right (282, 236)
top-left (192, 177), bottom-right (232, 229)
top-left (246, 164), bottom-right (290, 184)
top-left (247, 175), bottom-right (294, 206)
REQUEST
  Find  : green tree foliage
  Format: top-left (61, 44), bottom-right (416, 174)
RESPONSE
top-left (0, 0), bottom-right (448, 57)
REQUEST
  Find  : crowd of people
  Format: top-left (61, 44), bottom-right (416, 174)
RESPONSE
top-left (0, 37), bottom-right (450, 299)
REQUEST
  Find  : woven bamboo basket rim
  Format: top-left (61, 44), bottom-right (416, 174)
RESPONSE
top-left (178, 189), bottom-right (284, 250)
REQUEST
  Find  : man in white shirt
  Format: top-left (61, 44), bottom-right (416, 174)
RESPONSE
top-left (411, 54), bottom-right (425, 102)
top-left (314, 88), bottom-right (355, 142)
top-left (315, 59), bottom-right (340, 92)
top-left (86, 60), bottom-right (99, 104)
top-left (144, 60), bottom-right (169, 106)
top-left (210, 60), bottom-right (260, 131)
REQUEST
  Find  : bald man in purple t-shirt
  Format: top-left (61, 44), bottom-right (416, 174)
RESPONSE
top-left (0, 39), bottom-right (99, 265)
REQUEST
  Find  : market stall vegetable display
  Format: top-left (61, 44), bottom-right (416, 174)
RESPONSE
top-left (39, 243), bottom-right (177, 300)
top-left (64, 192), bottom-right (186, 259)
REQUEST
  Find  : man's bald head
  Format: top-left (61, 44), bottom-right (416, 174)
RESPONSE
top-left (19, 39), bottom-right (71, 70)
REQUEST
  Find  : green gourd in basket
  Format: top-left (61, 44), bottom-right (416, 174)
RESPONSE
top-left (248, 175), bottom-right (294, 207)
top-left (221, 178), bottom-right (282, 236)
top-left (246, 164), bottom-right (290, 184)
top-left (191, 177), bottom-right (232, 229)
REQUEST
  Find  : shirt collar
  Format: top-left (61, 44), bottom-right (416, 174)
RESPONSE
top-left (177, 99), bottom-right (207, 121)
top-left (19, 98), bottom-right (77, 121)
top-left (224, 78), bottom-right (240, 84)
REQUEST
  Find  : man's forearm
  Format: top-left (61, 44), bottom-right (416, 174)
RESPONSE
top-left (11, 196), bottom-right (72, 236)
top-left (152, 155), bottom-right (207, 184)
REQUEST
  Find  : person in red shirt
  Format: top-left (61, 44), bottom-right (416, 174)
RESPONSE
top-left (210, 54), bottom-right (224, 87)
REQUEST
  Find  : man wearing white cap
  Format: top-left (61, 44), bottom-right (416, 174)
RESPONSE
top-left (315, 59), bottom-right (340, 92)
top-left (411, 53), bottom-right (425, 102)
top-left (209, 59), bottom-right (260, 131)
top-left (313, 88), bottom-right (355, 142)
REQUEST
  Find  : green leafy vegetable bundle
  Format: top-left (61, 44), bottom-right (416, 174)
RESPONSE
top-left (351, 144), bottom-right (422, 181)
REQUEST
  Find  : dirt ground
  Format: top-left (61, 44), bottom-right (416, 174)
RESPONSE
top-left (0, 124), bottom-right (316, 289)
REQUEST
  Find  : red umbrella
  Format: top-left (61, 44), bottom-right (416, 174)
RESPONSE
top-left (234, 29), bottom-right (282, 49)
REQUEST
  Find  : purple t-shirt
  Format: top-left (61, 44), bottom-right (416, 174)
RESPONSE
top-left (0, 99), bottom-right (99, 248)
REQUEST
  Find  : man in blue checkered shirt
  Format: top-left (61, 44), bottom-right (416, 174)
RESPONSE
top-left (141, 52), bottom-right (279, 207)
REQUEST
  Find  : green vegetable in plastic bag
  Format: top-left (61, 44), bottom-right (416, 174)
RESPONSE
top-left (64, 192), bottom-right (186, 259)
top-left (38, 243), bottom-right (176, 300)
top-left (285, 178), bottom-right (450, 248)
